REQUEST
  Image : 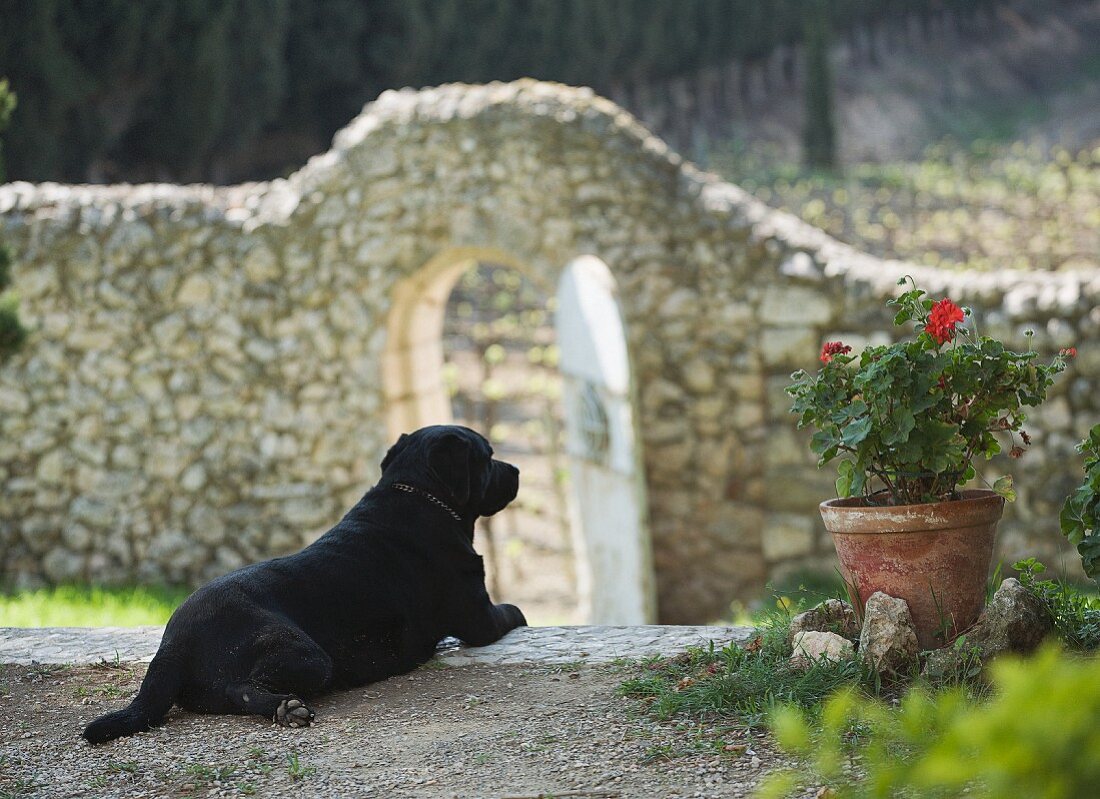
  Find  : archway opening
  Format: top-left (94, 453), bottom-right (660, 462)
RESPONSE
top-left (443, 261), bottom-right (578, 625)
top-left (383, 248), bottom-right (654, 625)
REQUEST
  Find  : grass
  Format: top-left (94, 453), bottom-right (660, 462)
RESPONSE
top-left (1014, 558), bottom-right (1100, 651)
top-left (0, 584), bottom-right (188, 627)
top-left (619, 605), bottom-right (878, 731)
top-left (285, 753), bottom-right (316, 781)
top-left (185, 763), bottom-right (238, 783)
top-left (623, 565), bottom-right (1100, 796)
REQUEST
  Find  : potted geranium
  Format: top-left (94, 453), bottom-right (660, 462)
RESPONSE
top-left (787, 277), bottom-right (1073, 648)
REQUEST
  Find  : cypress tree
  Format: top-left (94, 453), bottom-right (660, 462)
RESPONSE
top-left (0, 79), bottom-right (26, 359)
top-left (802, 0), bottom-right (837, 170)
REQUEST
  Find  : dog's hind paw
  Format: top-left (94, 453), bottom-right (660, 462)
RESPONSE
top-left (274, 698), bottom-right (315, 728)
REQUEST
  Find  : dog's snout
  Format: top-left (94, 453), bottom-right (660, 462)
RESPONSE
top-left (479, 459), bottom-right (519, 517)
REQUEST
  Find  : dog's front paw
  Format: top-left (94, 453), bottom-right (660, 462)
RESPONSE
top-left (274, 698), bottom-right (315, 728)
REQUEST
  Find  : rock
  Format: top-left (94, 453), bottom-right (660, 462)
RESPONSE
top-left (70, 496), bottom-right (114, 529)
top-left (681, 358), bottom-right (715, 394)
top-left (969, 577), bottom-right (1053, 654)
top-left (177, 274), bottom-right (213, 305)
top-left (789, 598), bottom-right (860, 644)
top-left (188, 505), bottom-right (227, 547)
top-left (790, 631), bottom-right (854, 670)
top-left (42, 547), bottom-right (84, 582)
top-left (61, 523), bottom-right (93, 551)
top-left (760, 285), bottom-right (833, 326)
top-left (760, 327), bottom-right (818, 368)
top-left (0, 387), bottom-right (30, 414)
top-left (180, 463), bottom-right (207, 492)
top-left (859, 592), bottom-right (919, 677)
top-left (761, 514), bottom-right (815, 560)
top-left (35, 451), bottom-right (66, 484)
top-left (921, 578), bottom-right (1053, 681)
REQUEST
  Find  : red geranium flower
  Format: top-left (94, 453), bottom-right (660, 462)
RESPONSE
top-left (820, 341), bottom-right (852, 364)
top-left (926, 298), bottom-right (965, 345)
top-left (1060, 347), bottom-right (1077, 358)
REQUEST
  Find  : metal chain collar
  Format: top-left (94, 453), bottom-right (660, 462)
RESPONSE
top-left (390, 482), bottom-right (463, 522)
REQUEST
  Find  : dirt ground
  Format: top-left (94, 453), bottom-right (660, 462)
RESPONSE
top-left (0, 660), bottom-right (813, 799)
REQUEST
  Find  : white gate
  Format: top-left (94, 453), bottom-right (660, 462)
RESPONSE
top-left (556, 256), bottom-right (656, 624)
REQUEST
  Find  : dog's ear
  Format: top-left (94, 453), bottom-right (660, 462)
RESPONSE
top-left (380, 433), bottom-right (411, 473)
top-left (427, 432), bottom-right (471, 506)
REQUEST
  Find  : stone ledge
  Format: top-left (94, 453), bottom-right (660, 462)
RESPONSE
top-left (0, 624), bottom-right (753, 667)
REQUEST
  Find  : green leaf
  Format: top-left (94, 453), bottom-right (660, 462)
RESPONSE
top-left (841, 416), bottom-right (873, 447)
top-left (835, 460), bottom-right (855, 497)
top-left (811, 430), bottom-right (841, 458)
top-left (882, 407), bottom-right (916, 446)
top-left (992, 475), bottom-right (1016, 502)
top-left (910, 420), bottom-right (964, 475)
top-left (1060, 491), bottom-right (1090, 546)
top-left (1077, 537), bottom-right (1100, 582)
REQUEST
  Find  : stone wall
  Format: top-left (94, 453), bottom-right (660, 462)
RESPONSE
top-left (2, 80), bottom-right (1096, 622)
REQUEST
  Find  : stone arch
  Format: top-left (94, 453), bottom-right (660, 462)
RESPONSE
top-left (382, 246), bottom-right (538, 440)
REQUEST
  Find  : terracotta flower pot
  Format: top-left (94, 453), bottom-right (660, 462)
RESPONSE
top-left (819, 489), bottom-right (1004, 650)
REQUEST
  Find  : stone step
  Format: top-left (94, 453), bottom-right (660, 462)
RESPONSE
top-left (0, 624), bottom-right (752, 667)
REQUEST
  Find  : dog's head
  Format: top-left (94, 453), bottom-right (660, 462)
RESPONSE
top-left (380, 425), bottom-right (519, 520)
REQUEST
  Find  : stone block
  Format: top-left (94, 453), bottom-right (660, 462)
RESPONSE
top-left (790, 630), bottom-right (854, 670)
top-left (177, 274), bottom-right (213, 305)
top-left (860, 592), bottom-right (919, 677)
top-left (760, 285), bottom-right (834, 326)
top-left (61, 523), bottom-right (93, 551)
top-left (789, 598), bottom-right (860, 643)
top-left (70, 497), bottom-right (113, 529)
top-left (760, 327), bottom-right (819, 370)
top-left (42, 547), bottom-right (85, 582)
top-left (762, 513), bottom-right (815, 560)
top-left (764, 466), bottom-right (835, 512)
top-left (681, 358), bottom-right (716, 394)
top-left (35, 450), bottom-right (67, 484)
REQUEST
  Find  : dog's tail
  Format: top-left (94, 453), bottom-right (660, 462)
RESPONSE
top-left (82, 648), bottom-right (183, 744)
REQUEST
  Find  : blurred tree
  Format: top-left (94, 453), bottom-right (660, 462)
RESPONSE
top-left (802, 0), bottom-right (837, 169)
top-left (0, 78), bottom-right (26, 358)
top-left (0, 0), bottom-right (1014, 182)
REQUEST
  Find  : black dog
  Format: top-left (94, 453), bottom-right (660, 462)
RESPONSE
top-left (83, 425), bottom-right (526, 744)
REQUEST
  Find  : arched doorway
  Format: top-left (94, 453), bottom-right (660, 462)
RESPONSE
top-left (383, 248), bottom-right (655, 624)
top-left (443, 259), bottom-right (577, 625)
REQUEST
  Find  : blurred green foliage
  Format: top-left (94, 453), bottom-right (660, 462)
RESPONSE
top-left (0, 584), bottom-right (189, 627)
top-left (718, 139), bottom-right (1100, 272)
top-left (0, 0), bottom-right (1018, 182)
top-left (760, 644), bottom-right (1100, 799)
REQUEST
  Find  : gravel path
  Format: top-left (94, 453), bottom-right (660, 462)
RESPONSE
top-left (1, 625), bottom-right (821, 799)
